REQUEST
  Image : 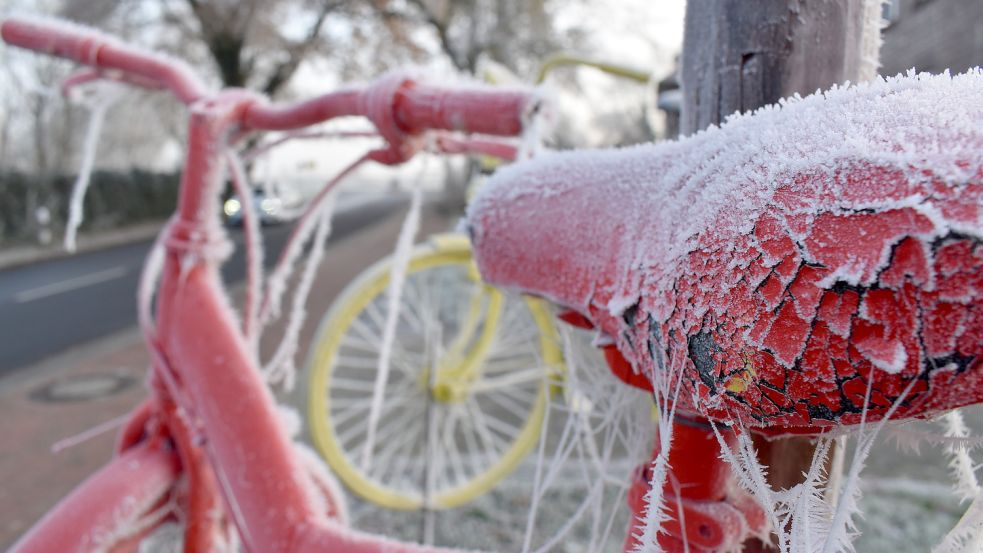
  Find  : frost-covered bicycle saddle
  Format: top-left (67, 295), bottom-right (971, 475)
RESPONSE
top-left (467, 71), bottom-right (983, 431)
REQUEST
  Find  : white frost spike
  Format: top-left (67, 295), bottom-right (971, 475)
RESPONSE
top-left (630, 436), bottom-right (672, 553)
top-left (824, 435), bottom-right (848, 511)
top-left (263, 155), bottom-right (367, 324)
top-left (517, 86), bottom-right (551, 160)
top-left (884, 424), bottom-right (983, 455)
top-left (225, 150), bottom-right (264, 350)
top-left (293, 441), bottom-right (350, 525)
top-left (941, 410), bottom-right (981, 502)
top-left (632, 368), bottom-right (684, 553)
top-left (137, 220), bottom-right (170, 339)
top-left (51, 412), bottom-right (130, 453)
top-left (934, 488), bottom-right (983, 553)
top-left (361, 158), bottom-right (426, 471)
top-left (277, 404), bottom-right (303, 439)
top-left (711, 424), bottom-right (784, 552)
top-left (821, 411), bottom-right (872, 552)
top-left (64, 83), bottom-right (124, 253)
top-left (789, 439), bottom-right (834, 553)
top-left (857, 0), bottom-right (886, 83)
top-left (263, 193), bottom-right (336, 391)
top-left (933, 411), bottom-right (983, 553)
top-left (822, 375), bottom-right (921, 553)
top-left (520, 324), bottom-right (651, 552)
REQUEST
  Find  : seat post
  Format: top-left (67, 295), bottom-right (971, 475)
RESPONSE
top-left (623, 415), bottom-right (768, 552)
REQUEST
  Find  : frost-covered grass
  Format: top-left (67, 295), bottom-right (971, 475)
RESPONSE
top-left (346, 457), bottom-right (636, 552)
top-left (854, 478), bottom-right (963, 552)
top-left (133, 404), bottom-right (983, 552)
top-left (341, 426), bottom-right (976, 552)
top-left (854, 405), bottom-right (983, 552)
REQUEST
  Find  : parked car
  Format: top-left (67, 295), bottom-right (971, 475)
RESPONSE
top-left (223, 188), bottom-right (295, 226)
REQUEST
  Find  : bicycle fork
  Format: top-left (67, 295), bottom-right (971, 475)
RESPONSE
top-left (624, 415), bottom-right (769, 552)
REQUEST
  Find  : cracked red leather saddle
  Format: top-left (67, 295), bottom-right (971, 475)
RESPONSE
top-left (467, 71), bottom-right (983, 431)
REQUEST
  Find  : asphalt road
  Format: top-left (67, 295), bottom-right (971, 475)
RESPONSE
top-left (0, 195), bottom-right (405, 374)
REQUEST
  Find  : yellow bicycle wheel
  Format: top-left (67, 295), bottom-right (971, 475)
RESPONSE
top-left (306, 233), bottom-right (562, 510)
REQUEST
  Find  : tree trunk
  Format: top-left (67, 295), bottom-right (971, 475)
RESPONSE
top-left (678, 1), bottom-right (879, 549)
top-left (26, 95), bottom-right (51, 240)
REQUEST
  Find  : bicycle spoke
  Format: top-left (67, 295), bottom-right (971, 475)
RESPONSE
top-left (365, 294), bottom-right (424, 348)
top-left (441, 406), bottom-right (470, 487)
top-left (426, 406), bottom-right (450, 494)
top-left (334, 354), bottom-right (384, 369)
top-left (399, 277), bottom-right (432, 332)
top-left (339, 396), bottom-right (419, 458)
top-left (348, 314), bottom-right (425, 369)
top-left (480, 408), bottom-right (524, 439)
top-left (466, 401), bottom-right (509, 457)
top-left (330, 376), bottom-right (385, 393)
top-left (482, 355), bottom-right (548, 373)
top-left (468, 366), bottom-right (548, 393)
top-left (479, 390), bottom-right (536, 425)
top-left (367, 408), bottom-right (426, 479)
top-left (342, 322), bottom-right (419, 378)
top-left (457, 403), bottom-right (486, 476)
top-left (338, 333), bottom-right (385, 355)
top-left (390, 438), bottom-right (425, 493)
top-left (330, 383), bottom-right (418, 430)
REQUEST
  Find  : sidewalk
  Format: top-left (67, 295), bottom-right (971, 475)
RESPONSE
top-left (0, 220), bottom-right (167, 271)
top-left (0, 205), bottom-right (455, 548)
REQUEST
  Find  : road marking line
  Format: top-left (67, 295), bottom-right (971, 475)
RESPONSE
top-left (13, 265), bottom-right (129, 303)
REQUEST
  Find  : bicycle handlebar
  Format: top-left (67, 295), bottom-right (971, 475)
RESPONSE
top-left (2, 15), bottom-right (537, 153)
top-left (1, 16), bottom-right (208, 103)
top-left (395, 82), bottom-right (533, 137)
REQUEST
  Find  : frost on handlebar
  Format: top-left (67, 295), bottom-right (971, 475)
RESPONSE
top-left (1, 14), bottom-right (208, 103)
top-left (1, 15), bottom-right (541, 141)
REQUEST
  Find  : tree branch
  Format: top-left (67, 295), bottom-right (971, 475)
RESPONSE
top-left (402, 0), bottom-right (467, 71)
top-left (261, 0), bottom-right (340, 96)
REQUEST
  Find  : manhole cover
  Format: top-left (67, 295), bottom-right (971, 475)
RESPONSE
top-left (31, 372), bottom-right (135, 403)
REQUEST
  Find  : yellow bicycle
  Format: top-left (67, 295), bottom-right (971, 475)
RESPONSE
top-left (305, 56), bottom-right (653, 510)
top-left (307, 233), bottom-right (562, 509)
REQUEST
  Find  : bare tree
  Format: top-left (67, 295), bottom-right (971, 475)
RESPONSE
top-left (3, 56), bottom-right (78, 237)
top-left (159, 0), bottom-right (343, 96)
top-left (372, 0), bottom-right (566, 77)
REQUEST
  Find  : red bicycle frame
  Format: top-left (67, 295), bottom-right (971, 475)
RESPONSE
top-left (3, 16), bottom-right (533, 553)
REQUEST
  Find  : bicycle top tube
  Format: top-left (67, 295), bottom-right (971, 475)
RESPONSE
top-left (467, 70), bottom-right (983, 433)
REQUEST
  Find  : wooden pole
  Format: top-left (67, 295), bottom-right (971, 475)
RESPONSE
top-left (678, 1), bottom-right (880, 549)
top-left (680, 0), bottom-right (878, 136)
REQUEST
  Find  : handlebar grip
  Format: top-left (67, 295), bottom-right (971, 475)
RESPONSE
top-left (2, 17), bottom-right (113, 67)
top-left (394, 83), bottom-right (538, 137)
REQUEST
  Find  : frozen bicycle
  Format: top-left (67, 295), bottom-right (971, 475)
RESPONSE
top-left (4, 10), bottom-right (983, 553)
